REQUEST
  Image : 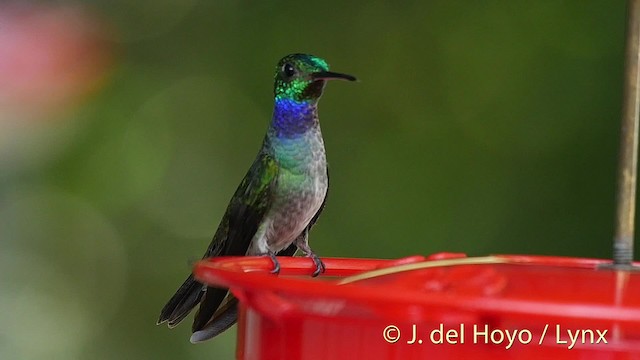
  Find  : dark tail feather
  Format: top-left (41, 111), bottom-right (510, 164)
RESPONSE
top-left (157, 274), bottom-right (204, 327)
top-left (190, 296), bottom-right (239, 343)
top-left (160, 244), bottom-right (299, 340)
top-left (191, 286), bottom-right (229, 332)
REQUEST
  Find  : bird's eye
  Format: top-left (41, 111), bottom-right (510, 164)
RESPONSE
top-left (282, 63), bottom-right (295, 78)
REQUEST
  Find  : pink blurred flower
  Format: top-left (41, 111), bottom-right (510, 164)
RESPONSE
top-left (0, 3), bottom-right (114, 122)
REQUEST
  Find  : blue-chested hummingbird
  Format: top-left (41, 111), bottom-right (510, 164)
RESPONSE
top-left (157, 54), bottom-right (356, 343)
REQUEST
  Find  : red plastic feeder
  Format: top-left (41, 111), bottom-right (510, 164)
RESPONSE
top-left (193, 253), bottom-right (640, 359)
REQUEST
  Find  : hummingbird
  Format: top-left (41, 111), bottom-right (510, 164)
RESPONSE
top-left (157, 53), bottom-right (356, 343)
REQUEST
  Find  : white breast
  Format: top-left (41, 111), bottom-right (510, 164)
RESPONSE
top-left (248, 132), bottom-right (328, 256)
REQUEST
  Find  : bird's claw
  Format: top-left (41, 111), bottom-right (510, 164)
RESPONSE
top-left (267, 251), bottom-right (324, 276)
top-left (310, 254), bottom-right (325, 277)
top-left (268, 253), bottom-right (281, 275)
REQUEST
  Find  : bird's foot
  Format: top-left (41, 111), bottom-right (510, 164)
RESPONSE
top-left (293, 230), bottom-right (325, 277)
top-left (267, 252), bottom-right (281, 275)
top-left (309, 253), bottom-right (326, 277)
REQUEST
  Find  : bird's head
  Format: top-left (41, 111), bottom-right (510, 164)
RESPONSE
top-left (273, 53), bottom-right (356, 103)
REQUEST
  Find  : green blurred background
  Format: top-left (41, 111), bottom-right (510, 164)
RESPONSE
top-left (0, 0), bottom-right (631, 358)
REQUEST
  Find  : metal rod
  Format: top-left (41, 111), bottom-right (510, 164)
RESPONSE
top-left (613, 0), bottom-right (640, 266)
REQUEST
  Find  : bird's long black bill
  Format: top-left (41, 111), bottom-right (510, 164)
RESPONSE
top-left (312, 71), bottom-right (357, 82)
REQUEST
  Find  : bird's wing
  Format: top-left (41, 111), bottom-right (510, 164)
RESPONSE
top-left (192, 148), bottom-right (280, 332)
top-left (157, 147), bottom-right (279, 330)
top-left (190, 164), bottom-right (326, 340)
